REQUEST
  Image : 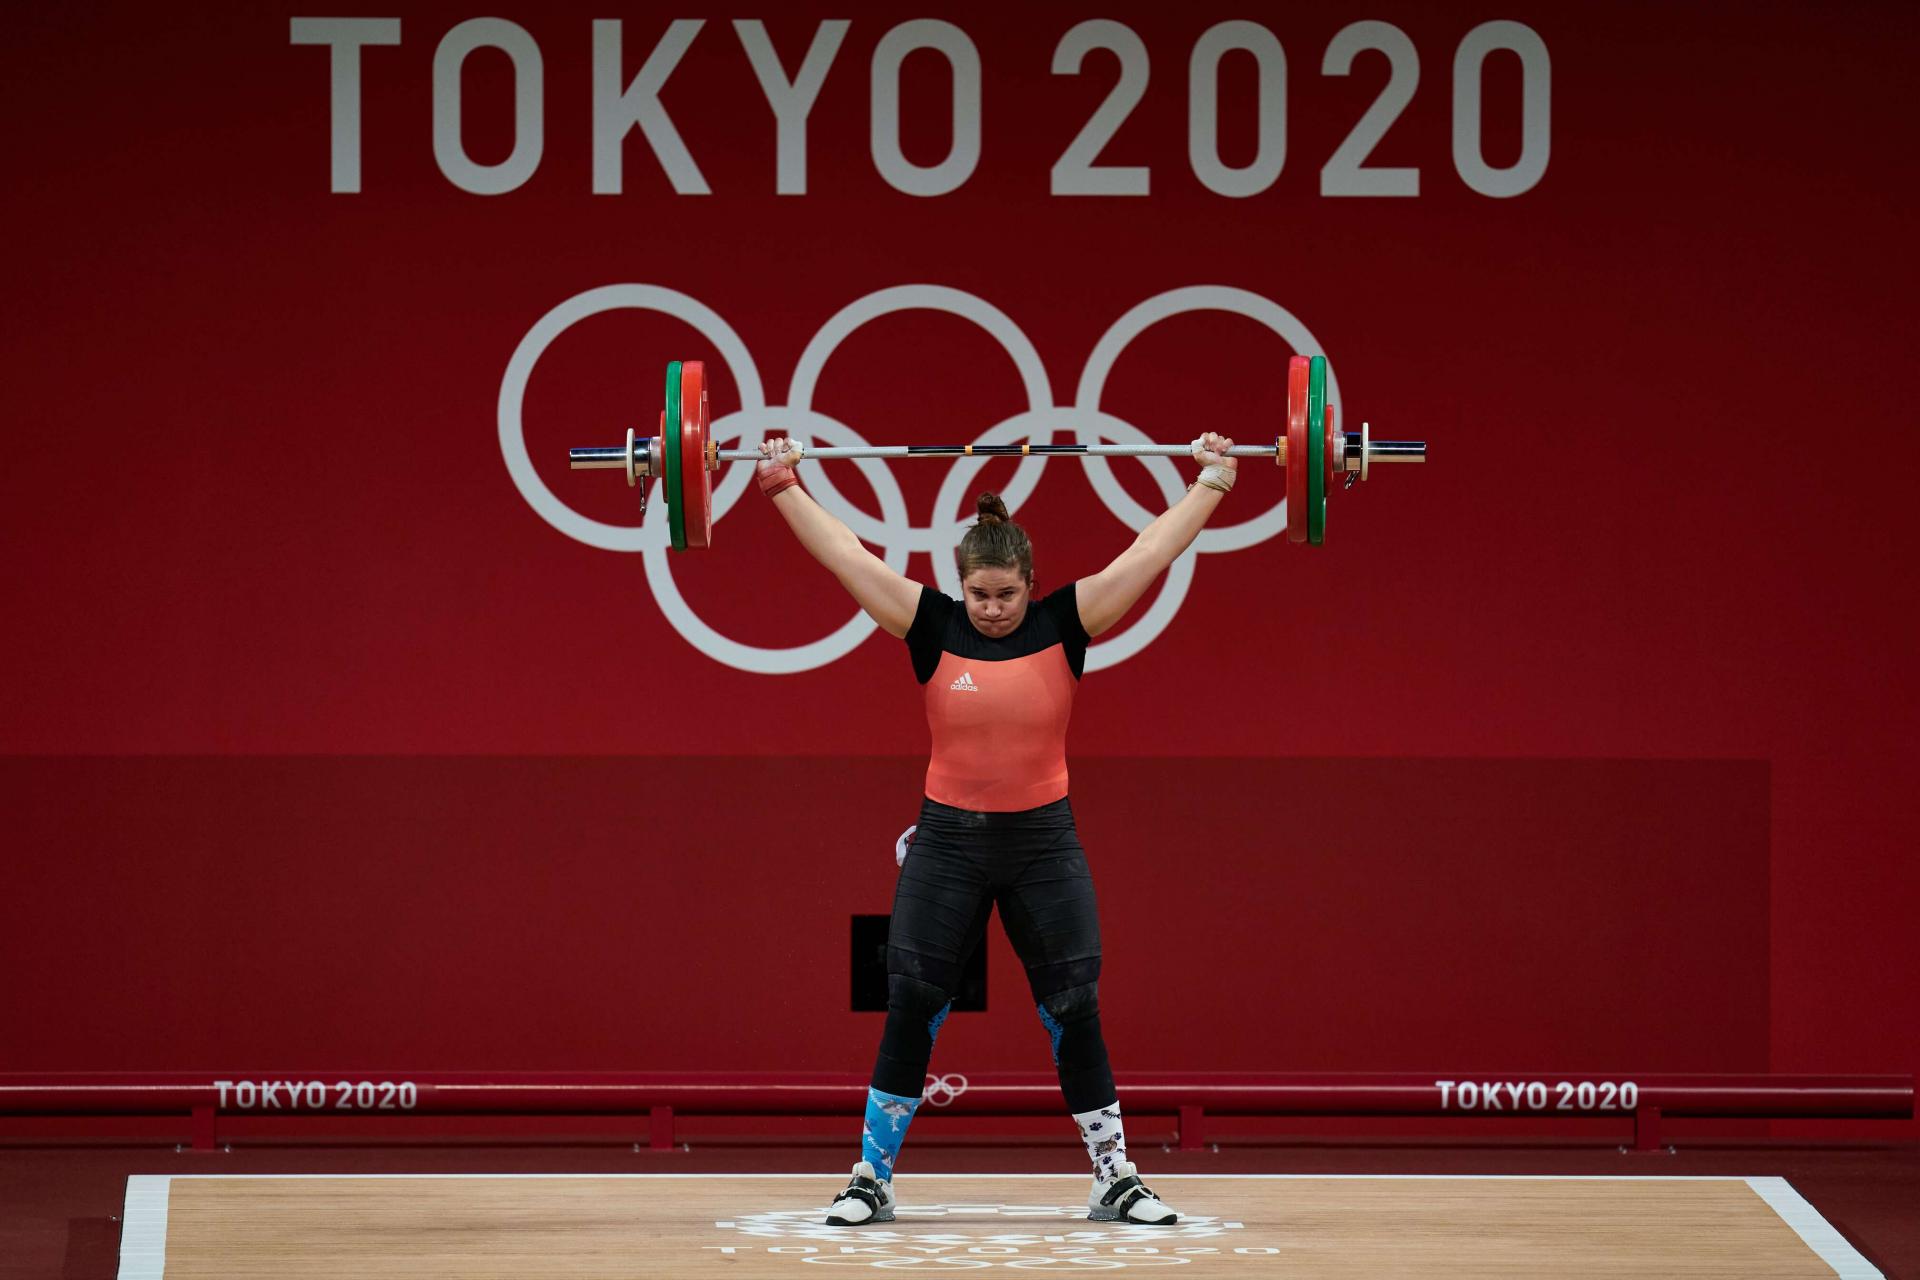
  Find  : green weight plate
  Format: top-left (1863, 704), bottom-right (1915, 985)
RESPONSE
top-left (663, 361), bottom-right (687, 552)
top-left (1307, 356), bottom-right (1327, 545)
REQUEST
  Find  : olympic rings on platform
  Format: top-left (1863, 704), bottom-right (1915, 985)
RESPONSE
top-left (498, 283), bottom-right (1340, 674)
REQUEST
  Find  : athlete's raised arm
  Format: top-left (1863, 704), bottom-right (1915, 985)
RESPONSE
top-left (1076, 432), bottom-right (1238, 638)
top-left (757, 437), bottom-right (920, 639)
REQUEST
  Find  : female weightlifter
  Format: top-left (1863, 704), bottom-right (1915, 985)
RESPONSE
top-left (755, 431), bottom-right (1240, 1226)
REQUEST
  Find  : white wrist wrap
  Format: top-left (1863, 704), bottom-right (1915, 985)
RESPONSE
top-left (1196, 463), bottom-right (1235, 493)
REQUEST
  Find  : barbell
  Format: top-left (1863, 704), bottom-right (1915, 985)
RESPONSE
top-left (568, 358), bottom-right (1426, 550)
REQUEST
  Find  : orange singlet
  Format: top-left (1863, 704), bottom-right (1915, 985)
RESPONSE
top-left (905, 585), bottom-right (1090, 812)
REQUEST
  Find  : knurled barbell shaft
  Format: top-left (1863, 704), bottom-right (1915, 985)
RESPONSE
top-left (567, 441), bottom-right (1427, 469)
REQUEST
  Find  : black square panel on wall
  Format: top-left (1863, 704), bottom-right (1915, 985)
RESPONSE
top-left (851, 914), bottom-right (987, 1012)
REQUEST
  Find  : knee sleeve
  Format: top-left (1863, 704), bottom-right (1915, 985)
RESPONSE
top-left (873, 974), bottom-right (953, 1099)
top-left (1035, 980), bottom-right (1115, 1115)
top-left (1036, 979), bottom-right (1103, 1057)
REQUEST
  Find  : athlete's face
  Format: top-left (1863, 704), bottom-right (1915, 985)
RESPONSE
top-left (963, 566), bottom-right (1031, 638)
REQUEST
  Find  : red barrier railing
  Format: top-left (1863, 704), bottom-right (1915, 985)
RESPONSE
top-left (1, 1073), bottom-right (1908, 1152)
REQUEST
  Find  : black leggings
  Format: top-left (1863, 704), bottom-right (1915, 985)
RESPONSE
top-left (872, 796), bottom-right (1115, 1114)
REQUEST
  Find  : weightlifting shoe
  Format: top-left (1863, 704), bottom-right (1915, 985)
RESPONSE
top-left (1087, 1161), bottom-right (1177, 1224)
top-left (825, 1160), bottom-right (896, 1225)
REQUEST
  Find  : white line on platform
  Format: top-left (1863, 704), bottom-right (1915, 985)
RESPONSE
top-left (116, 1177), bottom-right (169, 1280)
top-left (1746, 1177), bottom-right (1884, 1279)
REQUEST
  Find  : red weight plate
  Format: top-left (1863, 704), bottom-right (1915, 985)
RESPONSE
top-left (1286, 356), bottom-right (1309, 544)
top-left (680, 360), bottom-right (713, 548)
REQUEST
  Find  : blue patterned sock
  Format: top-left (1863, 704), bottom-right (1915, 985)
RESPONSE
top-left (861, 1086), bottom-right (924, 1181)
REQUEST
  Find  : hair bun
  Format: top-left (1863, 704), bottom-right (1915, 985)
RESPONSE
top-left (974, 491), bottom-right (1010, 525)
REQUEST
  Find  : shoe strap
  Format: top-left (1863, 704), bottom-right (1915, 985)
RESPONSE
top-left (1103, 1175), bottom-right (1158, 1215)
top-left (836, 1176), bottom-right (882, 1212)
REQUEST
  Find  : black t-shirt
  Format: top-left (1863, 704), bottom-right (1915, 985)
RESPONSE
top-left (905, 584), bottom-right (1091, 685)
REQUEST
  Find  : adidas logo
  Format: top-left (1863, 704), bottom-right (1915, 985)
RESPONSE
top-left (949, 671), bottom-right (980, 692)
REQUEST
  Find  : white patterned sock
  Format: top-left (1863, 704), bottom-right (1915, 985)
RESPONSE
top-left (1072, 1101), bottom-right (1127, 1183)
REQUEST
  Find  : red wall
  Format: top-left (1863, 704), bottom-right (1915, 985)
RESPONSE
top-left (1, 756), bottom-right (1768, 1074)
top-left (3, 2), bottom-right (1915, 1134)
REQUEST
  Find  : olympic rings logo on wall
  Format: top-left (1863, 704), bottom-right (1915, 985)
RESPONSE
top-left (499, 284), bottom-right (1341, 673)
top-left (921, 1073), bottom-right (969, 1107)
